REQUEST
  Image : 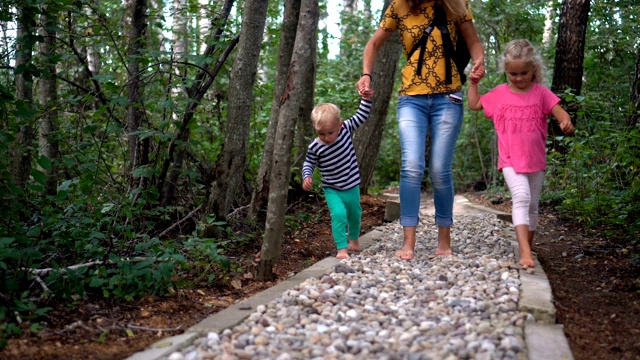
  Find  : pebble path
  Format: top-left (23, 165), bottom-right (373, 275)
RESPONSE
top-left (165, 211), bottom-right (533, 360)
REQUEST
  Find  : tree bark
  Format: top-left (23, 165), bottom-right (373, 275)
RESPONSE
top-left (205, 0), bottom-right (269, 221)
top-left (353, 0), bottom-right (402, 194)
top-left (257, 0), bottom-right (318, 281)
top-left (550, 0), bottom-right (590, 150)
top-left (248, 0), bottom-right (301, 220)
top-left (38, 9), bottom-right (60, 196)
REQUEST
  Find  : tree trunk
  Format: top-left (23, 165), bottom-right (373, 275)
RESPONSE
top-left (353, 0), bottom-right (402, 194)
top-left (11, 5), bottom-right (36, 190)
top-left (550, 0), bottom-right (590, 150)
top-left (126, 0), bottom-right (149, 182)
top-left (257, 0), bottom-right (318, 281)
top-left (248, 0), bottom-right (301, 221)
top-left (38, 9), bottom-right (60, 196)
top-left (629, 47), bottom-right (640, 127)
top-left (205, 0), bottom-right (269, 221)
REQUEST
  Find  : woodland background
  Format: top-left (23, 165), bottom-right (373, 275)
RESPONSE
top-left (0, 0), bottom-right (638, 349)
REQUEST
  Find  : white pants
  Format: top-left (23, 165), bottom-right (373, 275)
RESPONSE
top-left (502, 167), bottom-right (545, 231)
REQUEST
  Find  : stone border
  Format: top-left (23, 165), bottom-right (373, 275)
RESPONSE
top-left (458, 198), bottom-right (574, 360)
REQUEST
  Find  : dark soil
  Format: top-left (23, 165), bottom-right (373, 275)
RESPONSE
top-left (3, 192), bottom-right (639, 360)
top-left (2, 194), bottom-right (385, 360)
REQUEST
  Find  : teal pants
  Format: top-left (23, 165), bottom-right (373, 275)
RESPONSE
top-left (324, 186), bottom-right (362, 250)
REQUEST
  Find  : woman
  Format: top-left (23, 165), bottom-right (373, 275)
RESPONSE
top-left (357, 0), bottom-right (485, 260)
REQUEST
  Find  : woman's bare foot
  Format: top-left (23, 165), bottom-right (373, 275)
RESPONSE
top-left (395, 240), bottom-right (416, 260)
top-left (336, 248), bottom-right (350, 259)
top-left (395, 246), bottom-right (415, 260)
top-left (347, 239), bottom-right (361, 252)
top-left (396, 227), bottom-right (417, 260)
top-left (435, 226), bottom-right (452, 255)
top-left (435, 245), bottom-right (452, 256)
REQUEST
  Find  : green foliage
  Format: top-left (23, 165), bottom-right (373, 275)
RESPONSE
top-left (546, 122), bottom-right (640, 241)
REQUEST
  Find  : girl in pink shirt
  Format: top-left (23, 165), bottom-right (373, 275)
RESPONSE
top-left (467, 39), bottom-right (574, 268)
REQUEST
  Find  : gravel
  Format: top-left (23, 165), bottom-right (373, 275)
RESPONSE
top-left (165, 213), bottom-right (531, 360)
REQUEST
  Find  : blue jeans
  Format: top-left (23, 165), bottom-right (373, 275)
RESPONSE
top-left (397, 93), bottom-right (463, 227)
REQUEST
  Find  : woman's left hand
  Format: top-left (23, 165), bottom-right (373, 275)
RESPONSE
top-left (470, 57), bottom-right (485, 82)
top-left (357, 76), bottom-right (374, 98)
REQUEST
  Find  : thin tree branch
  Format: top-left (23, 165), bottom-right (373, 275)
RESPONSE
top-left (159, 205), bottom-right (202, 238)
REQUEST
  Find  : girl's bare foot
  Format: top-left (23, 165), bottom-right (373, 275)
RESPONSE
top-left (519, 255), bottom-right (535, 268)
top-left (347, 240), bottom-right (361, 252)
top-left (336, 248), bottom-right (350, 259)
top-left (516, 225), bottom-right (535, 267)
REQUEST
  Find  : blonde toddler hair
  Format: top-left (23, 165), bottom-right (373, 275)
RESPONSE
top-left (500, 39), bottom-right (547, 85)
top-left (311, 103), bottom-right (341, 130)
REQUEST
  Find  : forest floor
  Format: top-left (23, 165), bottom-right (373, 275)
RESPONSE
top-left (3, 192), bottom-right (639, 360)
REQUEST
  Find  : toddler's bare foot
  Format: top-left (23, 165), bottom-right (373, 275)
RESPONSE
top-left (336, 249), bottom-right (350, 259)
top-left (347, 240), bottom-right (361, 252)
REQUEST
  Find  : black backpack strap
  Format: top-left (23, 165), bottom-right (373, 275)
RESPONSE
top-left (406, 2), bottom-right (457, 83)
top-left (407, 26), bottom-right (436, 77)
top-left (433, 4), bottom-right (455, 84)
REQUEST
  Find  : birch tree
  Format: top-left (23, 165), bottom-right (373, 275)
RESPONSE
top-left (37, 8), bottom-right (60, 196)
top-left (629, 48), bottom-right (640, 127)
top-left (11, 4), bottom-right (36, 190)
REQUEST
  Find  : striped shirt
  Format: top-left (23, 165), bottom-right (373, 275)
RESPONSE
top-left (302, 99), bottom-right (373, 190)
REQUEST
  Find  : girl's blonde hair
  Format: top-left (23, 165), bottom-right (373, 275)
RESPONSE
top-left (311, 103), bottom-right (341, 130)
top-left (407, 0), bottom-right (468, 18)
top-left (500, 39), bottom-right (547, 84)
